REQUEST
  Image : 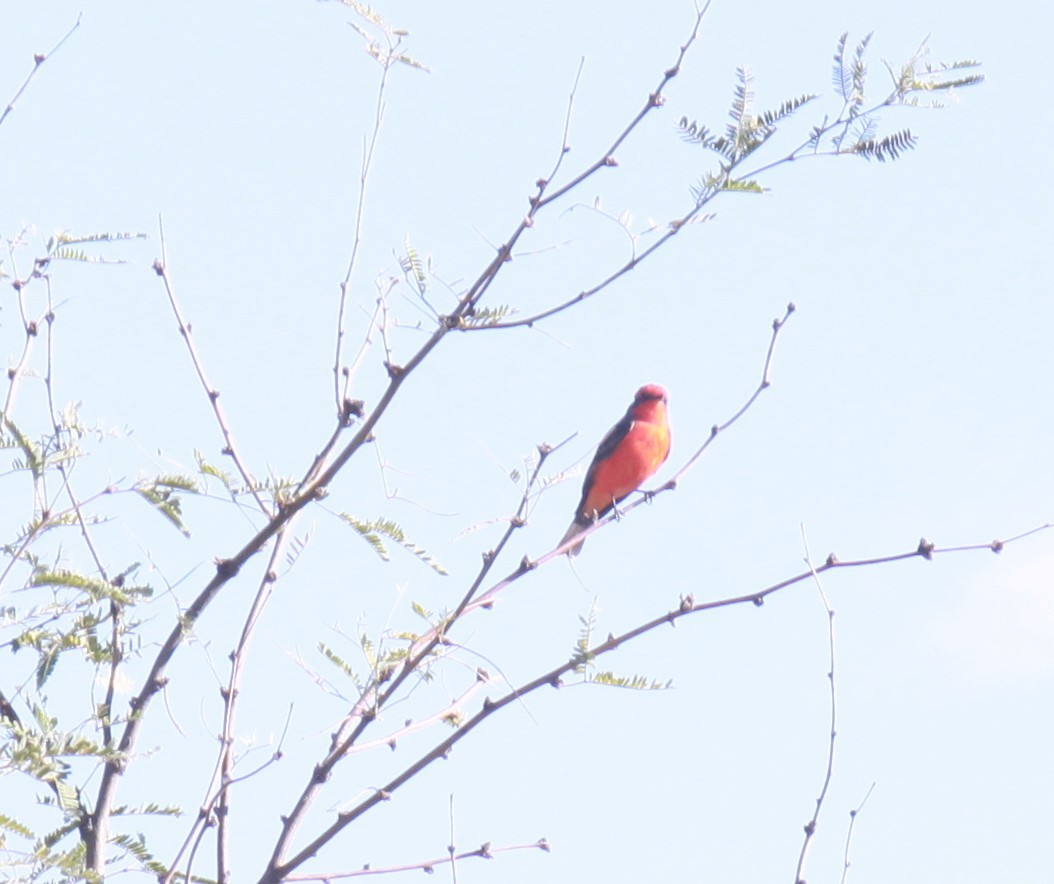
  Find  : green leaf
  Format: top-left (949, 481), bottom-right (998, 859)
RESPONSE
top-left (459, 304), bottom-right (517, 328)
top-left (400, 236), bottom-right (428, 295)
top-left (320, 642), bottom-right (359, 683)
top-left (722, 178), bottom-right (767, 194)
top-left (852, 128), bottom-right (918, 162)
top-left (339, 514), bottom-right (448, 574)
top-left (589, 672), bottom-right (673, 690)
top-left (0, 813), bottom-right (35, 839)
top-left (195, 448), bottom-right (237, 494)
top-left (135, 475), bottom-right (198, 536)
top-left (2, 417), bottom-right (43, 478)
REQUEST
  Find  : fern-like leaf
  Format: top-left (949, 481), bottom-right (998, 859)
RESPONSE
top-left (134, 475), bottom-right (198, 536)
top-left (832, 32), bottom-right (852, 100)
top-left (722, 178), bottom-right (767, 194)
top-left (3, 417), bottom-right (43, 478)
top-left (459, 304), bottom-right (517, 328)
top-left (319, 642), bottom-right (359, 683)
top-left (195, 448), bottom-right (237, 495)
top-left (757, 93), bottom-right (819, 129)
top-left (589, 672), bottom-right (673, 690)
top-left (853, 128), bottom-right (918, 162)
top-left (0, 814), bottom-right (35, 839)
top-left (340, 514), bottom-right (449, 574)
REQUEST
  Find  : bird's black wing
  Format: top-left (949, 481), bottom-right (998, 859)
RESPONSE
top-left (575, 411), bottom-right (635, 520)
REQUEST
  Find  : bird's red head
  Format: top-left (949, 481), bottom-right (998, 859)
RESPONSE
top-left (634, 384), bottom-right (668, 404)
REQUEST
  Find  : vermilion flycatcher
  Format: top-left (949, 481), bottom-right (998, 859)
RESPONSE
top-left (560, 384), bottom-right (671, 555)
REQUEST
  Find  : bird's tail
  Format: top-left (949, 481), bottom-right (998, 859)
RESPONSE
top-left (559, 519), bottom-right (588, 557)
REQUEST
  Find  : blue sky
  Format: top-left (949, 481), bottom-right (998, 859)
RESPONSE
top-left (2, 1), bottom-right (1052, 882)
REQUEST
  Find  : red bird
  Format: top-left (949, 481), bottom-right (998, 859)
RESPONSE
top-left (560, 384), bottom-right (671, 556)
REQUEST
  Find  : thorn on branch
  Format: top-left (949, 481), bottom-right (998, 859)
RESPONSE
top-left (341, 398), bottom-right (365, 425)
top-left (709, 424), bottom-right (719, 439)
top-left (152, 258), bottom-right (164, 275)
top-left (825, 553), bottom-right (838, 566)
top-left (603, 155), bottom-right (619, 167)
top-left (518, 555), bottom-right (536, 574)
top-left (215, 558), bottom-right (241, 579)
top-left (478, 842), bottom-right (493, 859)
top-left (482, 696), bottom-right (495, 711)
top-left (679, 594), bottom-right (694, 613)
top-left (917, 537), bottom-right (935, 559)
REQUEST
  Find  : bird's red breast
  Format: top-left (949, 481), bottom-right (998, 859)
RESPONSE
top-left (560, 384), bottom-right (671, 555)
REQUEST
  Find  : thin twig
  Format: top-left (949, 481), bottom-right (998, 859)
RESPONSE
top-left (165, 706), bottom-right (294, 884)
top-left (153, 218), bottom-right (270, 517)
top-left (333, 30), bottom-right (402, 414)
top-left (215, 532), bottom-right (291, 884)
top-left (263, 526), bottom-right (1048, 882)
top-left (451, 2), bottom-right (713, 320)
top-left (448, 794), bottom-right (458, 884)
top-left (263, 438), bottom-right (573, 875)
top-left (0, 14), bottom-right (81, 131)
top-left (794, 525), bottom-right (838, 884)
top-left (281, 838), bottom-right (549, 881)
top-left (839, 783), bottom-right (875, 884)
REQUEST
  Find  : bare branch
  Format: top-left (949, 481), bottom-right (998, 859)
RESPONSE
top-left (153, 219), bottom-right (271, 517)
top-left (840, 783), bottom-right (876, 884)
top-left (0, 14), bottom-right (81, 132)
top-left (281, 838), bottom-right (549, 881)
top-left (793, 525), bottom-right (838, 884)
top-left (262, 526), bottom-right (1049, 882)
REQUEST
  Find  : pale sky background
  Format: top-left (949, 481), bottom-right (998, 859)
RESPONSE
top-left (2, 1), bottom-right (1053, 882)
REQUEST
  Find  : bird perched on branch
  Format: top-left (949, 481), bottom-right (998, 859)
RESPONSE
top-left (560, 384), bottom-right (671, 556)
